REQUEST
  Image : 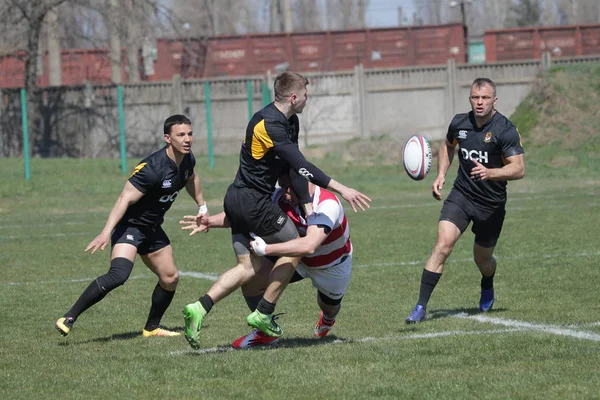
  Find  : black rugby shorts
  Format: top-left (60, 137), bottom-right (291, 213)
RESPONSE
top-left (439, 189), bottom-right (506, 248)
top-left (111, 224), bottom-right (170, 255)
top-left (223, 185), bottom-right (290, 237)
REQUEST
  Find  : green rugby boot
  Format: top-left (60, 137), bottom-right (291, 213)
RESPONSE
top-left (246, 310), bottom-right (283, 338)
top-left (183, 301), bottom-right (207, 349)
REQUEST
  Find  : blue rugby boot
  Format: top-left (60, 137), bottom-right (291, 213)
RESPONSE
top-left (405, 304), bottom-right (426, 324)
top-left (479, 288), bottom-right (495, 312)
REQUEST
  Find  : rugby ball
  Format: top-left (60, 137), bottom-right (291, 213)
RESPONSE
top-left (403, 135), bottom-right (432, 181)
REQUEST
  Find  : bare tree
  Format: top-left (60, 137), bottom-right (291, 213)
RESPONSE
top-left (168, 0), bottom-right (251, 36)
top-left (508, 0), bottom-right (542, 27)
top-left (324, 0), bottom-right (370, 30)
top-left (293, 0), bottom-right (323, 32)
top-left (2, 0), bottom-right (68, 92)
top-left (47, 6), bottom-right (61, 86)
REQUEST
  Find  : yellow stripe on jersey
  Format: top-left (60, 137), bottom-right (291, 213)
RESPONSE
top-left (251, 119), bottom-right (274, 159)
top-left (516, 127), bottom-right (523, 147)
top-left (130, 162), bottom-right (147, 177)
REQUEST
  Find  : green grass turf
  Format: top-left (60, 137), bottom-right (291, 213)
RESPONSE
top-left (1, 152), bottom-right (599, 399)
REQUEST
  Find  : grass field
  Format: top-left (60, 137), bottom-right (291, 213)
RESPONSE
top-left (1, 143), bottom-right (599, 399)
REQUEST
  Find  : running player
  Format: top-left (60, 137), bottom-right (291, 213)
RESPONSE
top-left (55, 114), bottom-right (208, 338)
top-left (181, 71), bottom-right (370, 349)
top-left (405, 77), bottom-right (525, 323)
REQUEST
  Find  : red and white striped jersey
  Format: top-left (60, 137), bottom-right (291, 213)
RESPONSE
top-left (274, 187), bottom-right (352, 269)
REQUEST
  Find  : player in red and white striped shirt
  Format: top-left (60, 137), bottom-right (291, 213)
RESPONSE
top-left (235, 173), bottom-right (353, 348)
top-left (180, 173), bottom-right (353, 348)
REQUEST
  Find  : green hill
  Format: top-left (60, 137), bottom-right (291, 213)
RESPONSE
top-left (511, 63), bottom-right (600, 176)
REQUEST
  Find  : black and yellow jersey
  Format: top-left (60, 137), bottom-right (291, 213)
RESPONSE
top-left (447, 110), bottom-right (524, 209)
top-left (122, 146), bottom-right (195, 227)
top-left (232, 102), bottom-right (330, 195)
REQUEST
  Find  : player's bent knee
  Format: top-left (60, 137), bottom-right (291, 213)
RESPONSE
top-left (318, 291), bottom-right (343, 306)
top-left (96, 257), bottom-right (134, 293)
top-left (474, 254), bottom-right (495, 269)
top-left (276, 256), bottom-right (300, 269)
top-left (160, 270), bottom-right (179, 286)
top-left (433, 242), bottom-right (453, 259)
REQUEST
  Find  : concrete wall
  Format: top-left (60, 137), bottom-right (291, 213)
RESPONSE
top-left (3, 54), bottom-right (599, 158)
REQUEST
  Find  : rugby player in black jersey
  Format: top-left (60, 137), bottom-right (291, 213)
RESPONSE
top-left (56, 115), bottom-right (209, 338)
top-left (406, 78), bottom-right (525, 323)
top-left (182, 72), bottom-right (371, 349)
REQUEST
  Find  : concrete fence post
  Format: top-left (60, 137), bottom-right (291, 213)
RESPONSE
top-left (170, 74), bottom-right (183, 114)
top-left (446, 58), bottom-right (457, 122)
top-left (541, 52), bottom-right (552, 70)
top-left (354, 64), bottom-right (368, 138)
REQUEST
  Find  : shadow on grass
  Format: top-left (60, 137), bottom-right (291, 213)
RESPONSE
top-left (428, 307), bottom-right (509, 321)
top-left (58, 325), bottom-right (184, 346)
top-left (398, 307), bottom-right (509, 333)
top-left (184, 335), bottom-right (342, 355)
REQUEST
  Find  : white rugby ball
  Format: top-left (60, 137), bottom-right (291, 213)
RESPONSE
top-left (403, 135), bottom-right (432, 181)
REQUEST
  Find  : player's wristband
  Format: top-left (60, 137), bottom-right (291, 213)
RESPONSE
top-left (198, 202), bottom-right (208, 214)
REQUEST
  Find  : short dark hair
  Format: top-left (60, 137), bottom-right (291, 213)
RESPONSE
top-left (274, 72), bottom-right (309, 102)
top-left (164, 114), bottom-right (191, 135)
top-left (472, 78), bottom-right (496, 96)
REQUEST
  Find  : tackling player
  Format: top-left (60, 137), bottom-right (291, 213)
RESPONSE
top-left (55, 114), bottom-right (208, 338)
top-left (181, 172), bottom-right (352, 348)
top-left (181, 71), bottom-right (370, 349)
top-left (405, 77), bottom-right (525, 323)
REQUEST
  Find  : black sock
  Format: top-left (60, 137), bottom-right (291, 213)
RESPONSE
top-left (199, 294), bottom-right (214, 313)
top-left (144, 284), bottom-right (175, 331)
top-left (481, 271), bottom-right (495, 290)
top-left (256, 298), bottom-right (276, 315)
top-left (65, 279), bottom-right (108, 320)
top-left (243, 294), bottom-right (263, 312)
top-left (417, 269), bottom-right (442, 308)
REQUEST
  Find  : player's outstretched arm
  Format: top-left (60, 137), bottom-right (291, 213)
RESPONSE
top-left (251, 225), bottom-right (328, 257)
top-left (325, 179), bottom-right (371, 212)
top-left (273, 143), bottom-right (371, 212)
top-left (85, 182), bottom-right (144, 254)
top-left (180, 211), bottom-right (230, 235)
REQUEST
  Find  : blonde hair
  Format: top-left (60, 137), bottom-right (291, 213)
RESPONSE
top-left (273, 72), bottom-right (309, 102)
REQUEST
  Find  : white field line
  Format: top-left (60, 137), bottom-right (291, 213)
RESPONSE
top-left (4, 270), bottom-right (217, 286)
top-left (353, 249), bottom-right (600, 269)
top-left (0, 221), bottom-right (86, 230)
top-left (568, 321), bottom-right (600, 328)
top-left (3, 250), bottom-right (599, 286)
top-left (1, 192), bottom-right (596, 232)
top-left (167, 328), bottom-right (525, 355)
top-left (178, 271), bottom-right (218, 281)
top-left (454, 313), bottom-right (600, 342)
top-left (5, 274), bottom-right (150, 286)
top-left (168, 317), bottom-right (600, 356)
top-left (1, 197), bottom-right (597, 238)
top-left (0, 232), bottom-right (93, 240)
top-left (347, 201), bottom-right (599, 212)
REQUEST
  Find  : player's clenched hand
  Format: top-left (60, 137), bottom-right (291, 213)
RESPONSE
top-left (179, 214), bottom-right (209, 235)
top-left (340, 187), bottom-right (371, 213)
top-left (432, 175), bottom-right (446, 201)
top-left (85, 232), bottom-right (110, 254)
top-left (470, 158), bottom-right (489, 181)
top-left (249, 235), bottom-right (267, 256)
